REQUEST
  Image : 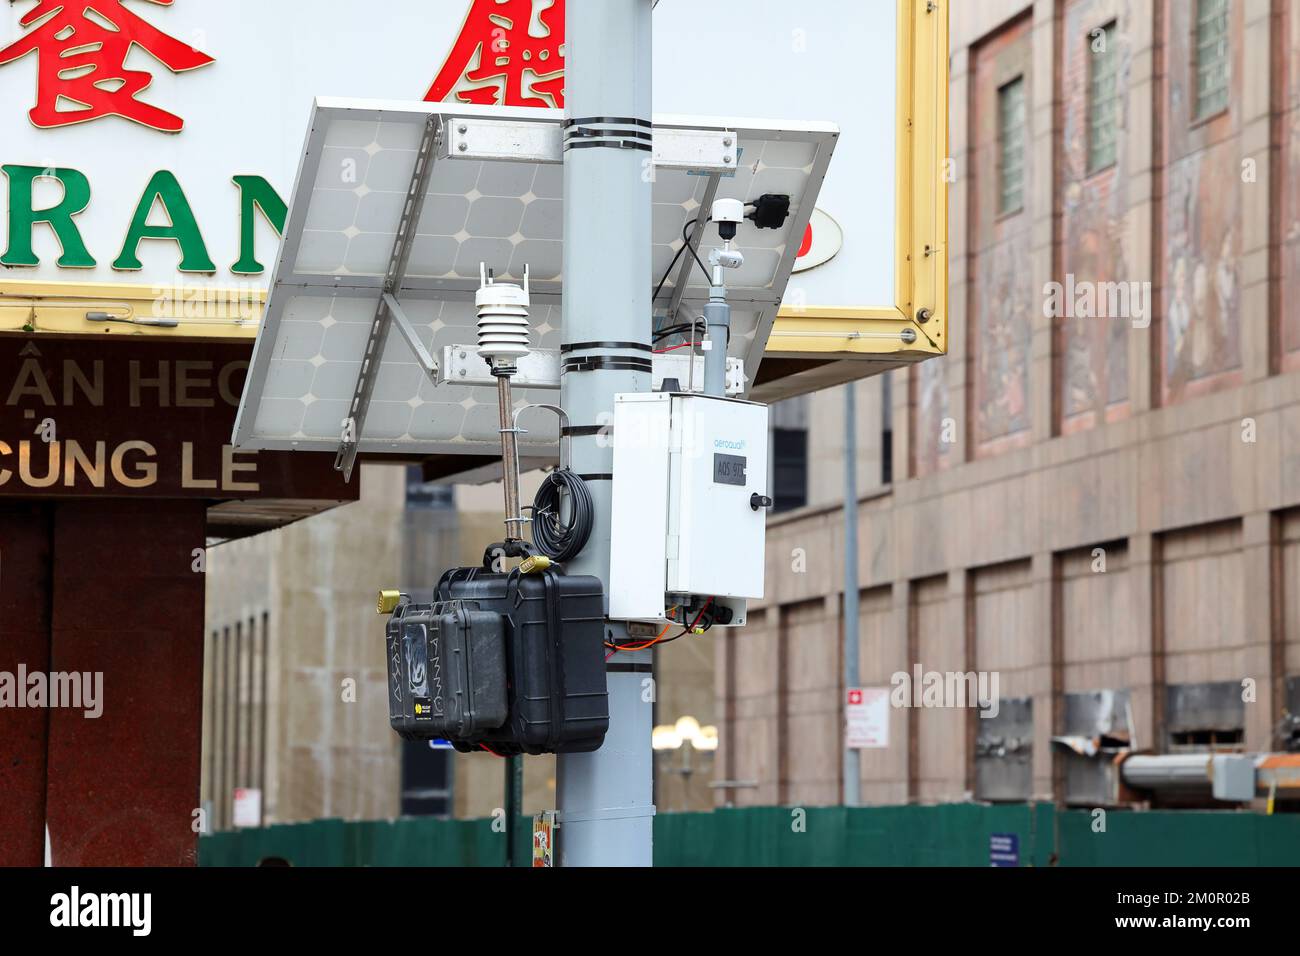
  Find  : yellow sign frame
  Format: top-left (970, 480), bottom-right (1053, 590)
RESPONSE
top-left (0, 278), bottom-right (264, 339)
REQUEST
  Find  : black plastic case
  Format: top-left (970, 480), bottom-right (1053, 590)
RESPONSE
top-left (386, 600), bottom-right (508, 741)
top-left (435, 567), bottom-right (609, 755)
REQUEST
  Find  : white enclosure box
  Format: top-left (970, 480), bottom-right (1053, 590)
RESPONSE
top-left (609, 392), bottom-right (769, 623)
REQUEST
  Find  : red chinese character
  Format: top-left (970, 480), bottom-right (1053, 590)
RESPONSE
top-left (0, 0), bottom-right (214, 132)
top-left (427, 0), bottom-right (565, 109)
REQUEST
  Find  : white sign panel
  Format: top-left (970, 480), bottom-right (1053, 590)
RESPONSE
top-left (656, 0), bottom-right (897, 308)
top-left (1, 0), bottom-right (897, 308)
top-left (231, 787), bottom-right (262, 829)
top-left (846, 687), bottom-right (890, 749)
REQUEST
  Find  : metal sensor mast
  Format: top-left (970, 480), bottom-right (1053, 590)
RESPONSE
top-left (556, 0), bottom-right (656, 867)
top-left (476, 263), bottom-right (532, 543)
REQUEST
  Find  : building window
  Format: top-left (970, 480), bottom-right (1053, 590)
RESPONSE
top-left (881, 372), bottom-right (894, 485)
top-left (1086, 21), bottom-right (1119, 174)
top-left (771, 428), bottom-right (808, 513)
top-left (997, 76), bottom-right (1026, 215)
top-left (401, 740), bottom-right (453, 817)
top-left (1165, 680), bottom-right (1245, 755)
top-left (1194, 0), bottom-right (1229, 120)
top-left (405, 464), bottom-right (454, 509)
top-left (768, 396), bottom-right (808, 513)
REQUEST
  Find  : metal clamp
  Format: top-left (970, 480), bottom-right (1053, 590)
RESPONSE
top-left (499, 403), bottom-right (572, 540)
top-left (556, 804), bottom-right (657, 825)
top-left (513, 403), bottom-right (573, 471)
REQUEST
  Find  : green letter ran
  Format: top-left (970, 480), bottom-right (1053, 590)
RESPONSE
top-left (231, 175), bottom-right (287, 275)
top-left (113, 170), bottom-right (216, 273)
top-left (1, 165), bottom-right (96, 268)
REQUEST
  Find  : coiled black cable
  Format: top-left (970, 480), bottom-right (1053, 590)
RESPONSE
top-left (531, 468), bottom-right (594, 562)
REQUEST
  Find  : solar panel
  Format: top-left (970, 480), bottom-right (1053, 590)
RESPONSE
top-left (233, 98), bottom-right (836, 460)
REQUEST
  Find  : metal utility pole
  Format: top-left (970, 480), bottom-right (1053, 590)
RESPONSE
top-left (556, 0), bottom-right (655, 866)
top-left (842, 383), bottom-right (860, 806)
top-left (504, 755), bottom-right (522, 866)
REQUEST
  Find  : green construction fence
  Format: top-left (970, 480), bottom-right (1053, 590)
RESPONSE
top-left (198, 802), bottom-right (1300, 866)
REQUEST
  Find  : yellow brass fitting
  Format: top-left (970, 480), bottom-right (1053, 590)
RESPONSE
top-left (376, 590), bottom-right (402, 615)
top-left (520, 555), bottom-right (552, 575)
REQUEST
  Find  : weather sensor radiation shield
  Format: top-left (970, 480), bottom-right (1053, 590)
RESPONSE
top-left (231, 99), bottom-right (836, 467)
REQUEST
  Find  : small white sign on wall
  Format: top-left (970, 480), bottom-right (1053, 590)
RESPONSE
top-left (232, 787), bottom-right (262, 829)
top-left (846, 687), bottom-right (890, 749)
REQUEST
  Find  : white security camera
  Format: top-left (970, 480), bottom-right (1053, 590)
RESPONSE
top-left (711, 198), bottom-right (744, 224)
top-left (711, 248), bottom-right (744, 269)
top-left (711, 198), bottom-right (744, 241)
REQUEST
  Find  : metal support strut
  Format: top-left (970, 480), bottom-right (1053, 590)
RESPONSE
top-left (335, 115), bottom-right (442, 482)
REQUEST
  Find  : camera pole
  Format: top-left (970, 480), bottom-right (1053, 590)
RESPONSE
top-left (554, 0), bottom-right (656, 867)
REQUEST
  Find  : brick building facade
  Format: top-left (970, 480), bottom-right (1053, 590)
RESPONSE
top-left (718, 0), bottom-right (1300, 808)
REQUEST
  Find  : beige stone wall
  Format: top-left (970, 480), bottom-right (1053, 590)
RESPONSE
top-left (856, 586), bottom-right (907, 804)
top-left (804, 379), bottom-right (887, 508)
top-left (1060, 544), bottom-right (1140, 695)
top-left (973, 560), bottom-right (1043, 792)
top-left (913, 576), bottom-right (966, 802)
top-left (1283, 513), bottom-right (1300, 684)
top-left (784, 598), bottom-right (841, 806)
top-left (1160, 521), bottom-right (1248, 685)
top-left (718, 606), bottom-right (780, 807)
top-left (203, 463), bottom-right (406, 827)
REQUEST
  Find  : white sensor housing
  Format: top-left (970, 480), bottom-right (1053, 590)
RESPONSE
top-left (475, 263), bottom-right (531, 367)
top-left (608, 391), bottom-right (769, 625)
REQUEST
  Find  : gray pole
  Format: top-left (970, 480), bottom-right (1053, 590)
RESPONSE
top-left (556, 0), bottom-right (655, 867)
top-left (842, 383), bottom-right (860, 806)
top-left (496, 374), bottom-right (523, 540)
top-left (702, 288), bottom-right (730, 397)
top-left (504, 755), bottom-right (522, 866)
